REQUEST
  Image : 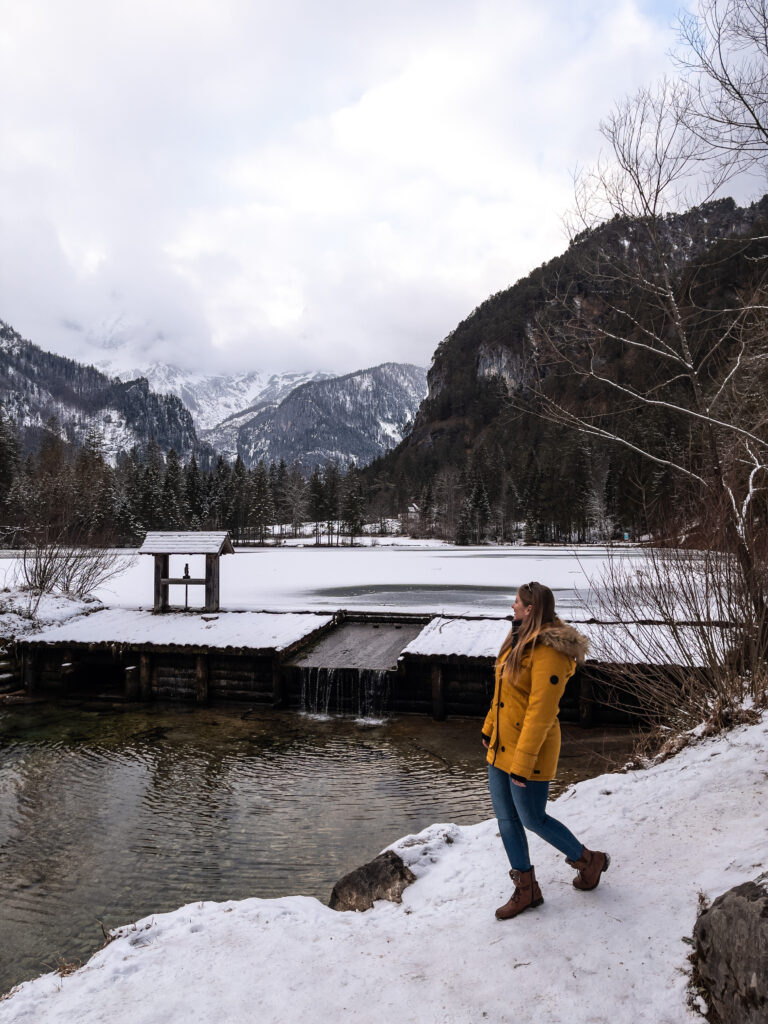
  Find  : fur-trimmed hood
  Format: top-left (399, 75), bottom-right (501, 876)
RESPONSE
top-left (538, 620), bottom-right (589, 665)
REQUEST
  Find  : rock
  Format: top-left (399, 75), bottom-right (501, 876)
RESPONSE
top-left (329, 850), bottom-right (417, 912)
top-left (693, 873), bottom-right (768, 1024)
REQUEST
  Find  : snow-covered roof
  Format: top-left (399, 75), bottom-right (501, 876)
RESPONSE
top-left (401, 616), bottom-right (729, 667)
top-left (138, 531), bottom-right (235, 555)
top-left (400, 617), bottom-right (511, 660)
top-left (23, 609), bottom-right (333, 654)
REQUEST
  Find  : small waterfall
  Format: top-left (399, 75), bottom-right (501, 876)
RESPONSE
top-left (299, 666), bottom-right (394, 718)
top-left (358, 669), bottom-right (392, 719)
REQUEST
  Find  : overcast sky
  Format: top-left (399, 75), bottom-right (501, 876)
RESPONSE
top-left (1, 0), bottom-right (706, 376)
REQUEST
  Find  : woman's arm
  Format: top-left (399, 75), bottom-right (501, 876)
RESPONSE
top-left (508, 646), bottom-right (572, 779)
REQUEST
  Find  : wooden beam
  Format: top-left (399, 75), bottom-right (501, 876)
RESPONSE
top-left (125, 664), bottom-right (140, 700)
top-left (271, 656), bottom-right (283, 707)
top-left (205, 553), bottom-right (220, 612)
top-left (160, 578), bottom-right (207, 586)
top-left (195, 655), bottom-right (209, 704)
top-left (431, 664), bottom-right (445, 721)
top-left (140, 652), bottom-right (152, 700)
top-left (154, 554), bottom-right (170, 613)
top-left (23, 651), bottom-right (37, 696)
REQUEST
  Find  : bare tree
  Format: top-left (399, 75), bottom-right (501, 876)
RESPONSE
top-left (677, 0), bottom-right (768, 176)
top-left (527, 69), bottom-right (768, 647)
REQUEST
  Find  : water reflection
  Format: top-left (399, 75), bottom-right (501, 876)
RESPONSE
top-left (0, 703), bottom-right (634, 995)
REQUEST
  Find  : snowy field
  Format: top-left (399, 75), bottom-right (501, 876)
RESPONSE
top-left (2, 712), bottom-right (764, 1024)
top-left (0, 543), bottom-right (641, 619)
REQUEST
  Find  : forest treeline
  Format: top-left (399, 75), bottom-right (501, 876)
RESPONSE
top-left (0, 419), bottom-right (376, 547)
top-left (0, 412), bottom-right (623, 547)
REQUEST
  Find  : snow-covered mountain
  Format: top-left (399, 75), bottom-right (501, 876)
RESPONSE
top-left (237, 363), bottom-right (428, 469)
top-left (111, 364), bottom-right (335, 433)
top-left (3, 333), bottom-right (428, 469)
top-left (0, 322), bottom-right (204, 464)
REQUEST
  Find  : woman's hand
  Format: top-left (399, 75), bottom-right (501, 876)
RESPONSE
top-left (511, 778), bottom-right (526, 788)
top-left (481, 738), bottom-right (489, 749)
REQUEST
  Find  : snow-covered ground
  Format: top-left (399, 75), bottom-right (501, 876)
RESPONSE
top-left (1, 712), bottom-right (764, 1024)
top-left (0, 589), bottom-right (101, 644)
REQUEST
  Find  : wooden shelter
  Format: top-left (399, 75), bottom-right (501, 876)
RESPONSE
top-left (139, 531), bottom-right (235, 613)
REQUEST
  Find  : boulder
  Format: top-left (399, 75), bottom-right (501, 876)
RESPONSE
top-left (329, 850), bottom-right (417, 912)
top-left (693, 873), bottom-right (768, 1024)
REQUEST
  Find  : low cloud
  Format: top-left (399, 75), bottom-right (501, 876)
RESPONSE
top-left (1, 0), bottom-right (682, 375)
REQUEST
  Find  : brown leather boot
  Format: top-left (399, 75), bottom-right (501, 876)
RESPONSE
top-left (566, 847), bottom-right (610, 890)
top-left (495, 866), bottom-right (544, 920)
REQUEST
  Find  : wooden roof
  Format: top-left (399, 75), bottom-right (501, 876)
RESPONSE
top-left (138, 531), bottom-right (235, 556)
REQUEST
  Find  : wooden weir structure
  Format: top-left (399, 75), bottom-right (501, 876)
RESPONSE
top-left (9, 531), bottom-right (642, 723)
top-left (15, 608), bottom-right (633, 723)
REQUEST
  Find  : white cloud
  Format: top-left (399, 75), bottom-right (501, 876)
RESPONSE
top-left (0, 0), bottom-right (700, 375)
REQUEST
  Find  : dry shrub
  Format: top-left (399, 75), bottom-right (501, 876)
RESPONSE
top-left (585, 544), bottom-right (767, 740)
top-left (19, 529), bottom-right (133, 609)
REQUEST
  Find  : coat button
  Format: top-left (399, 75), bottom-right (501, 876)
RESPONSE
top-left (501, 746), bottom-right (505, 752)
top-left (499, 702), bottom-right (504, 708)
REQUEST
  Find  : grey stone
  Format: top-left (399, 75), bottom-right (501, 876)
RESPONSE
top-left (329, 850), bottom-right (417, 912)
top-left (693, 873), bottom-right (768, 1024)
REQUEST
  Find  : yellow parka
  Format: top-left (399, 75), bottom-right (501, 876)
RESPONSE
top-left (483, 621), bottom-right (589, 781)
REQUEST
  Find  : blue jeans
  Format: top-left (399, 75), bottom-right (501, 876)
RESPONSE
top-left (488, 764), bottom-right (583, 871)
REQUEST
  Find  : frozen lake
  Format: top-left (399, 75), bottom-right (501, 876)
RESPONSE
top-left (74, 543), bottom-right (638, 618)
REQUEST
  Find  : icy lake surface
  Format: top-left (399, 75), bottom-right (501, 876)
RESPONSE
top-left (80, 543), bottom-right (636, 616)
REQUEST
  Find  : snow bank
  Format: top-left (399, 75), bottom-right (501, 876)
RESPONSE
top-left (23, 609), bottom-right (335, 653)
top-left (0, 589), bottom-right (101, 644)
top-left (2, 714), bottom-right (764, 1024)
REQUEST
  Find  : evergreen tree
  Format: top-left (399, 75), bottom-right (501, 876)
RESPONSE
top-left (307, 465), bottom-right (326, 544)
top-left (470, 480), bottom-right (491, 542)
top-left (251, 462), bottom-right (274, 543)
top-left (228, 456), bottom-right (249, 539)
top-left (323, 461), bottom-right (341, 545)
top-left (139, 441), bottom-right (165, 530)
top-left (0, 413), bottom-right (20, 523)
top-left (161, 449), bottom-right (187, 530)
top-left (283, 462), bottom-right (307, 537)
top-left (340, 466), bottom-right (365, 545)
top-left (184, 455), bottom-right (205, 528)
top-left (209, 456), bottom-right (232, 529)
top-left (456, 497), bottom-right (473, 545)
top-left (418, 482), bottom-right (435, 537)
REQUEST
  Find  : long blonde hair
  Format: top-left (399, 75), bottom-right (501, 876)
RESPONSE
top-left (498, 581), bottom-right (557, 676)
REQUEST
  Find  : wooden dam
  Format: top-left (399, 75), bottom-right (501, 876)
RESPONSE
top-left (9, 532), bottom-right (669, 724)
top-left (15, 607), bottom-right (642, 725)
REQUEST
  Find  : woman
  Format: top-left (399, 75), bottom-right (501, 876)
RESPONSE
top-left (482, 581), bottom-right (609, 920)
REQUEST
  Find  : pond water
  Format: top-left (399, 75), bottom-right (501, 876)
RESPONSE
top-left (0, 702), bottom-right (635, 996)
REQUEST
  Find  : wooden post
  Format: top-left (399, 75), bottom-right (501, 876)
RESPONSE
top-left (60, 649), bottom-right (76, 693)
top-left (205, 554), bottom-right (213, 611)
top-left (154, 554), bottom-right (170, 613)
top-left (205, 553), bottom-right (220, 612)
top-left (125, 665), bottom-right (140, 700)
top-left (272, 655), bottom-right (283, 707)
top-left (195, 655), bottom-right (209, 704)
top-left (140, 652), bottom-right (152, 700)
top-left (578, 671), bottom-right (595, 727)
top-left (23, 650), bottom-right (37, 696)
top-left (431, 664), bottom-right (445, 721)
